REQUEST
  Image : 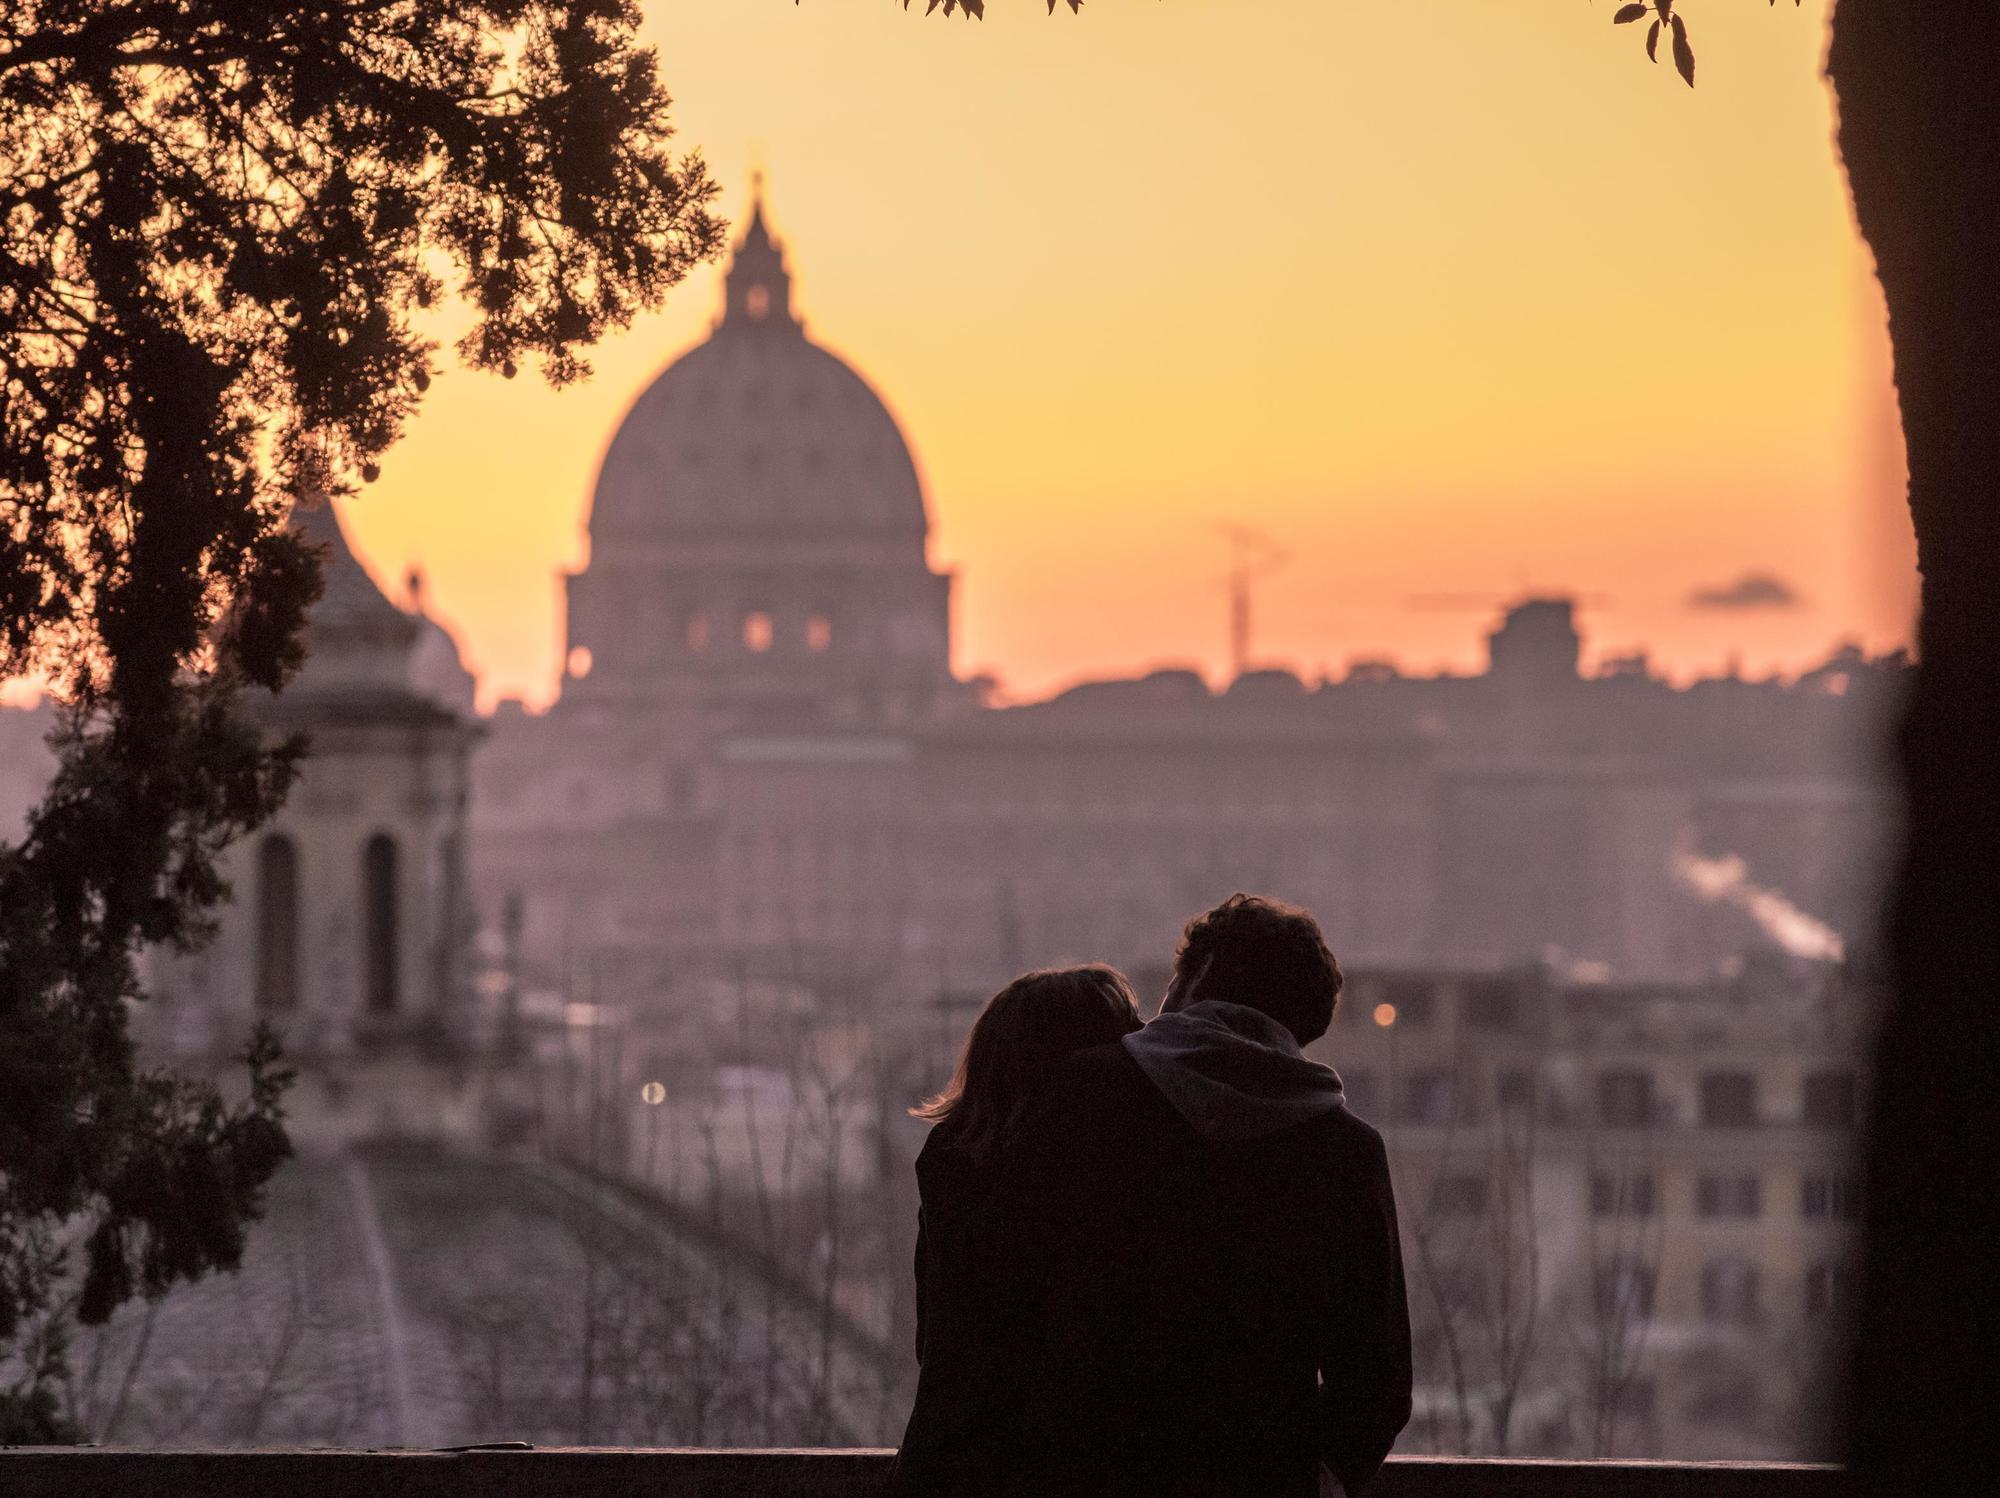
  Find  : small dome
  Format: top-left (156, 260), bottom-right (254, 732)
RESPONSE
top-left (291, 499), bottom-right (420, 694)
top-left (587, 191), bottom-right (928, 546)
top-left (407, 567), bottom-right (479, 717)
top-left (287, 504), bottom-right (474, 718)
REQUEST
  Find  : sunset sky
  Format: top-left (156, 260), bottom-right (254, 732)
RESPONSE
top-left (340, 0), bottom-right (1914, 711)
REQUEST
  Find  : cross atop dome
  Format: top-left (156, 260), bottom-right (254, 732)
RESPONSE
top-left (722, 174), bottom-right (798, 331)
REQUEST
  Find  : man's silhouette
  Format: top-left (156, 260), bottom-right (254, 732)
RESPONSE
top-left (988, 894), bottom-right (1410, 1498)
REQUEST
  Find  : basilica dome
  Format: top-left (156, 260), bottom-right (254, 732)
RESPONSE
top-left (587, 195), bottom-right (929, 546)
top-left (562, 188), bottom-right (956, 719)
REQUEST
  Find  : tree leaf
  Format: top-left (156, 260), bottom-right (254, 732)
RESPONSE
top-left (1671, 13), bottom-right (1695, 86)
top-left (1613, 3), bottom-right (1648, 21)
top-left (1647, 19), bottom-right (1661, 62)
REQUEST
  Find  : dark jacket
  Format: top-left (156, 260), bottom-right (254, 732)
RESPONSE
top-left (893, 1124), bottom-right (1014, 1497)
top-left (986, 1002), bottom-right (1411, 1498)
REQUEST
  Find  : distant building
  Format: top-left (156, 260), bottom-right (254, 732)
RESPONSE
top-left (0, 185), bottom-right (1889, 1460)
top-left (471, 189), bottom-right (1905, 1013)
top-left (140, 500), bottom-right (481, 1066)
top-left (0, 189), bottom-right (1906, 1037)
top-left (1322, 959), bottom-right (1866, 1459)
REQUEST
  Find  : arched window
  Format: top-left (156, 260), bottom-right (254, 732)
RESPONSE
top-left (363, 834), bottom-right (400, 1015)
top-left (805, 612), bottom-right (833, 653)
top-left (685, 609), bottom-right (711, 652)
top-left (742, 610), bottom-right (774, 653)
top-left (435, 832), bottom-right (463, 1008)
top-left (255, 834), bottom-right (299, 1012)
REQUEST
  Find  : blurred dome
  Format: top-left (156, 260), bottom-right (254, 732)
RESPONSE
top-left (287, 503), bottom-right (474, 718)
top-left (291, 498), bottom-right (420, 695)
top-left (586, 191), bottom-right (929, 547)
top-left (405, 565), bottom-right (479, 718)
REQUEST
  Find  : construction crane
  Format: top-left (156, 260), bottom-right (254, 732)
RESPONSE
top-left (1215, 522), bottom-right (1289, 681)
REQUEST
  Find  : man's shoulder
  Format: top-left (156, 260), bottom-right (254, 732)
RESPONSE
top-left (1312, 1097), bottom-right (1391, 1169)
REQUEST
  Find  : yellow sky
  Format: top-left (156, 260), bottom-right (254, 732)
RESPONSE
top-left (338, 0), bottom-right (1913, 711)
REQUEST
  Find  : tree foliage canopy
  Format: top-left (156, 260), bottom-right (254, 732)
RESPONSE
top-left (0, 0), bottom-right (718, 1435)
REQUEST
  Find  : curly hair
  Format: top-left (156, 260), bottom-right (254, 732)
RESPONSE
top-left (1169, 893), bottom-right (1343, 1045)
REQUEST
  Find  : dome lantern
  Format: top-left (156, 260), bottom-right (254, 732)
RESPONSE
top-left (722, 175), bottom-right (796, 331)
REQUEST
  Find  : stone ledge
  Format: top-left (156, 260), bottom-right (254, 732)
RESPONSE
top-left (0, 1448), bottom-right (1846, 1498)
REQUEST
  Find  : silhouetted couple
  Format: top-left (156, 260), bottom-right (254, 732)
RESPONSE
top-left (893, 894), bottom-right (1412, 1498)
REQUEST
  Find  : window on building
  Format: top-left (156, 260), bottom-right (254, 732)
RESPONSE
top-left (1591, 1171), bottom-right (1658, 1218)
top-left (1701, 1071), bottom-right (1759, 1127)
top-left (1401, 1069), bottom-right (1457, 1126)
top-left (806, 612), bottom-right (833, 652)
top-left (1430, 1174), bottom-right (1489, 1217)
top-left (1802, 1173), bottom-right (1862, 1221)
top-left (1803, 1069), bottom-right (1859, 1128)
top-left (1460, 976), bottom-right (1521, 1031)
top-left (685, 609), bottom-right (711, 652)
top-left (1380, 977), bottom-right (1436, 1028)
top-left (1496, 1068), bottom-right (1536, 1113)
top-left (668, 766), bottom-right (697, 811)
top-left (1697, 1174), bottom-right (1763, 1218)
top-left (566, 644), bottom-right (593, 679)
top-left (1343, 1069), bottom-right (1381, 1119)
top-left (743, 610), bottom-right (774, 653)
top-left (363, 833), bottom-right (400, 1016)
top-left (255, 834), bottom-right (299, 1012)
top-left (1701, 1258), bottom-right (1763, 1326)
top-left (1806, 1261), bottom-right (1855, 1316)
top-left (1595, 1257), bottom-right (1657, 1321)
top-left (1597, 1068), bottom-right (1654, 1128)
top-left (435, 832), bottom-right (462, 1003)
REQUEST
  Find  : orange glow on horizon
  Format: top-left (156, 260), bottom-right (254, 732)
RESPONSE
top-left (333, 0), bottom-right (1913, 713)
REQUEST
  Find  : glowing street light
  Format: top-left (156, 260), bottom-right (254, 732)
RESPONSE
top-left (1373, 1002), bottom-right (1398, 1028)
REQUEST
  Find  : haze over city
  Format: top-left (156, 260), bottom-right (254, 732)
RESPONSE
top-left (333, 0), bottom-right (1914, 712)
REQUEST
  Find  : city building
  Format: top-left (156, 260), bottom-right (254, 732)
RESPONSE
top-left (470, 188), bottom-right (1905, 1015)
top-left (1321, 959), bottom-right (1866, 1459)
top-left (0, 186), bottom-right (1888, 1462)
top-left (139, 500), bottom-right (481, 1074)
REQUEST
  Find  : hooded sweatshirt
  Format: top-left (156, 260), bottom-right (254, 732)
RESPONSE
top-left (1122, 998), bottom-right (1346, 1142)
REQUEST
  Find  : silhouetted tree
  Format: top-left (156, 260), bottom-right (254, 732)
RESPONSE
top-left (1828, 8), bottom-right (2000, 1492)
top-left (0, 0), bottom-right (719, 1436)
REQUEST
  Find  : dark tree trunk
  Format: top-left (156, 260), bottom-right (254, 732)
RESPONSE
top-left (1830, 2), bottom-right (2000, 1490)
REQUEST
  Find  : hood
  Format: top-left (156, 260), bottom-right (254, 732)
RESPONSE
top-left (1122, 999), bottom-right (1346, 1142)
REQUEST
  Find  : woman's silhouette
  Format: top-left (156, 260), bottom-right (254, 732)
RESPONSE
top-left (893, 965), bottom-right (1142, 1497)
